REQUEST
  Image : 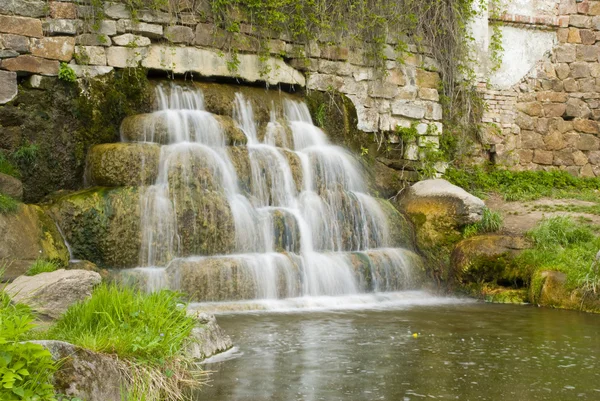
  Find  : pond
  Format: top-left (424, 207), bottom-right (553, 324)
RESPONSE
top-left (197, 291), bottom-right (600, 401)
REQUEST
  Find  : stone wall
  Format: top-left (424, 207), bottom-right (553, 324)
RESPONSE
top-left (0, 0), bottom-right (444, 177)
top-left (479, 0), bottom-right (600, 177)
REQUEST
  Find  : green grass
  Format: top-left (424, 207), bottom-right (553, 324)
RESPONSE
top-left (462, 207), bottom-right (504, 238)
top-left (515, 216), bottom-right (600, 291)
top-left (0, 193), bottom-right (19, 214)
top-left (0, 153), bottom-right (19, 177)
top-left (49, 284), bottom-right (196, 363)
top-left (444, 166), bottom-right (600, 202)
top-left (26, 259), bottom-right (60, 276)
top-left (12, 143), bottom-right (40, 165)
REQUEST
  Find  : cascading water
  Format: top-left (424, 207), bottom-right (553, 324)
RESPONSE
top-left (126, 83), bottom-right (421, 306)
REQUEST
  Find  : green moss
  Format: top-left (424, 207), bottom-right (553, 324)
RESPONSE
top-left (26, 259), bottom-right (60, 276)
top-left (0, 193), bottom-right (19, 214)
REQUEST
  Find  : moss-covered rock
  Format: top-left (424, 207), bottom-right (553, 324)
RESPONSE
top-left (451, 234), bottom-right (530, 285)
top-left (528, 270), bottom-right (600, 312)
top-left (0, 172), bottom-right (23, 200)
top-left (0, 204), bottom-right (69, 280)
top-left (86, 143), bottom-right (160, 187)
top-left (481, 285), bottom-right (528, 304)
top-left (377, 198), bottom-right (417, 250)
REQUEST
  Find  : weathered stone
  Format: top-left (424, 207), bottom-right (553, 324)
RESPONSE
top-left (368, 80), bottom-right (398, 98)
top-left (553, 148), bottom-right (576, 166)
top-left (0, 15), bottom-right (43, 37)
top-left (590, 2), bottom-right (600, 15)
top-left (416, 69), bottom-right (440, 89)
top-left (576, 133), bottom-right (600, 151)
top-left (571, 61), bottom-right (591, 78)
top-left (555, 63), bottom-right (570, 79)
top-left (88, 20), bottom-right (117, 36)
top-left (536, 118), bottom-right (549, 133)
top-left (557, 28), bottom-right (569, 43)
top-left (519, 149), bottom-right (534, 163)
top-left (104, 2), bottom-right (131, 19)
top-left (318, 59), bottom-right (353, 76)
top-left (30, 37), bottom-right (75, 61)
top-left (391, 101), bottom-right (425, 119)
top-left (106, 46), bottom-right (148, 68)
top-left (0, 204), bottom-right (69, 280)
top-left (580, 29), bottom-right (596, 45)
top-left (555, 44), bottom-right (576, 62)
top-left (0, 47), bottom-right (19, 57)
top-left (117, 19), bottom-right (163, 38)
top-left (25, 74), bottom-right (55, 89)
top-left (573, 118), bottom-right (599, 133)
top-left (517, 101), bottom-right (543, 116)
top-left (581, 163), bottom-right (595, 177)
top-left (579, 77), bottom-right (597, 92)
top-left (356, 107), bottom-right (379, 132)
top-left (515, 112), bottom-right (535, 130)
top-left (185, 312), bottom-right (234, 360)
top-left (111, 33), bottom-right (151, 47)
top-left (537, 91), bottom-right (568, 103)
top-left (50, 2), bottom-right (78, 19)
top-left (533, 150), bottom-right (553, 165)
top-left (34, 340), bottom-right (128, 401)
top-left (1, 34), bottom-right (29, 55)
top-left (521, 130), bottom-right (544, 149)
top-left (0, 70), bottom-right (17, 104)
top-left (164, 25), bottom-right (194, 44)
top-left (86, 143), bottom-right (160, 187)
top-left (573, 150), bottom-right (588, 166)
top-left (544, 131), bottom-right (566, 151)
top-left (566, 97), bottom-right (591, 118)
top-left (567, 28), bottom-right (581, 43)
top-left (590, 151), bottom-right (600, 165)
top-left (0, 172), bottom-right (23, 199)
top-left (570, 15), bottom-right (593, 28)
top-left (0, 0), bottom-right (46, 18)
top-left (69, 64), bottom-right (113, 78)
top-left (75, 45), bottom-right (106, 65)
top-left (43, 19), bottom-right (82, 35)
top-left (419, 88), bottom-right (439, 101)
top-left (1, 55), bottom-right (59, 75)
top-left (76, 33), bottom-right (112, 47)
top-left (320, 45), bottom-right (348, 61)
top-left (563, 77), bottom-right (579, 92)
top-left (559, 0), bottom-right (578, 14)
top-left (5, 269), bottom-right (101, 319)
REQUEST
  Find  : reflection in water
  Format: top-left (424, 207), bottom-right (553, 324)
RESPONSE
top-left (199, 303), bottom-right (600, 401)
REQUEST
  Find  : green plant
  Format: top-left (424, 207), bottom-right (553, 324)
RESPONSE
top-left (25, 259), bottom-right (60, 276)
top-left (49, 284), bottom-right (195, 363)
top-left (0, 194), bottom-right (19, 214)
top-left (12, 143), bottom-right (40, 166)
top-left (58, 63), bottom-right (77, 83)
top-left (314, 103), bottom-right (326, 128)
top-left (0, 153), bottom-right (19, 178)
top-left (462, 207), bottom-right (503, 238)
top-left (527, 216), bottom-right (594, 250)
top-left (0, 293), bottom-right (57, 401)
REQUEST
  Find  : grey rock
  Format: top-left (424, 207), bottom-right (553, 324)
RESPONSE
top-left (0, 70), bottom-right (17, 104)
top-left (0, 33), bottom-right (30, 53)
top-left (70, 64), bottom-right (113, 78)
top-left (112, 33), bottom-right (151, 47)
top-left (5, 269), bottom-right (102, 319)
top-left (43, 19), bottom-right (81, 35)
top-left (185, 312), bottom-right (233, 360)
top-left (0, 49), bottom-right (19, 58)
top-left (0, 172), bottom-right (22, 199)
top-left (164, 25), bottom-right (194, 44)
top-left (0, 0), bottom-right (47, 18)
top-left (76, 33), bottom-right (112, 47)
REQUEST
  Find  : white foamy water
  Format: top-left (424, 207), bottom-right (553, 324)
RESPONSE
top-left (122, 83), bottom-right (427, 304)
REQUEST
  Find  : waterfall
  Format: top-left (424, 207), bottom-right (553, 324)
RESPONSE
top-left (131, 83), bottom-right (421, 302)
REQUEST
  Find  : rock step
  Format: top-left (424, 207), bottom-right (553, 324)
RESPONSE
top-left (85, 142), bottom-right (303, 192)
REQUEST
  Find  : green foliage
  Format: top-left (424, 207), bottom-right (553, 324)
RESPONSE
top-left (0, 194), bottom-right (19, 214)
top-left (12, 143), bottom-right (40, 166)
top-left (314, 103), bottom-right (326, 128)
top-left (0, 153), bottom-right (19, 178)
top-left (0, 293), bottom-right (57, 401)
top-left (527, 216), bottom-right (595, 250)
top-left (462, 207), bottom-right (503, 238)
top-left (58, 63), bottom-right (77, 83)
top-left (49, 284), bottom-right (196, 363)
top-left (444, 165), bottom-right (600, 201)
top-left (25, 259), bottom-right (60, 276)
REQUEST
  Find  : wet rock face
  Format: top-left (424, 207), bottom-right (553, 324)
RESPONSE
top-left (4, 269), bottom-right (101, 319)
top-left (0, 204), bottom-right (69, 280)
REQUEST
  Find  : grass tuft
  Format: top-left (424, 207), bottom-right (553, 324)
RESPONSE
top-left (462, 207), bottom-right (503, 238)
top-left (26, 259), bottom-right (60, 276)
top-left (0, 152), bottom-right (19, 177)
top-left (0, 193), bottom-right (19, 214)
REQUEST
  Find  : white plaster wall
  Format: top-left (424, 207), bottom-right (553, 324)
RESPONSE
top-left (501, 0), bottom-right (559, 17)
top-left (470, 0), bottom-right (490, 79)
top-left (488, 25), bottom-right (556, 89)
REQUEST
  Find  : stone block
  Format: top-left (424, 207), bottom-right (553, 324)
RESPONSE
top-left (536, 118), bottom-right (549, 133)
top-left (0, 49), bottom-right (18, 59)
top-left (50, 2), bottom-right (78, 19)
top-left (76, 33), bottom-right (112, 47)
top-left (391, 101), bottom-right (425, 119)
top-left (70, 64), bottom-right (113, 78)
top-left (571, 61), bottom-right (591, 78)
top-left (117, 20), bottom-right (163, 38)
top-left (519, 149), bottom-right (534, 164)
top-left (557, 28), bottom-right (569, 43)
top-left (573, 150), bottom-right (588, 166)
top-left (567, 28), bottom-right (581, 43)
top-left (544, 131), bottom-right (566, 151)
top-left (581, 164), bottom-right (595, 177)
top-left (573, 118), bottom-right (599, 133)
top-left (0, 34), bottom-right (30, 53)
top-left (307, 73), bottom-right (343, 91)
top-left (570, 15), bottom-right (593, 28)
top-left (75, 45), bottom-right (106, 65)
top-left (425, 102), bottom-right (443, 121)
top-left (418, 136), bottom-right (439, 147)
top-left (521, 131), bottom-right (544, 149)
top-left (517, 102), bottom-right (543, 116)
top-left (0, 70), bottom-right (17, 104)
top-left (385, 69), bottom-right (405, 86)
top-left (590, 64), bottom-right (600, 78)
top-left (566, 98), bottom-right (591, 118)
top-left (419, 88), bottom-right (439, 101)
top-left (533, 150), bottom-right (553, 165)
top-left (318, 60), bottom-right (353, 76)
top-left (559, 0), bottom-right (577, 14)
top-left (0, 0), bottom-right (46, 18)
top-left (106, 46), bottom-right (147, 68)
top-left (30, 37), bottom-right (75, 62)
top-left (555, 44), bottom-right (576, 63)
top-left (353, 68), bottom-right (373, 82)
top-left (564, 77), bottom-right (579, 92)
top-left (543, 103), bottom-right (566, 118)
top-left (112, 33), bottom-right (151, 47)
top-left (43, 19), bottom-right (81, 36)
top-left (1, 55), bottom-right (59, 75)
top-left (89, 20), bottom-right (117, 36)
top-left (320, 45), bottom-right (348, 61)
top-left (537, 92), bottom-right (568, 103)
top-left (577, 133), bottom-right (600, 150)
top-left (0, 15), bottom-right (43, 37)
top-left (555, 63), bottom-right (570, 79)
top-left (575, 46), bottom-right (598, 62)
top-left (579, 30), bottom-right (596, 45)
top-left (516, 112), bottom-right (535, 130)
top-left (404, 143), bottom-right (419, 161)
top-left (104, 2), bottom-right (131, 19)
top-left (588, 150), bottom-right (600, 164)
top-left (369, 81), bottom-right (398, 99)
top-left (416, 69), bottom-right (440, 89)
top-left (590, 2), bottom-right (600, 15)
top-left (579, 77), bottom-right (597, 92)
top-left (164, 25), bottom-right (194, 44)
top-left (553, 148), bottom-right (576, 166)
top-left (339, 78), bottom-right (367, 96)
top-left (355, 107), bottom-right (379, 132)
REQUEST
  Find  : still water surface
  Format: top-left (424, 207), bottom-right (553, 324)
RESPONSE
top-left (198, 293), bottom-right (600, 401)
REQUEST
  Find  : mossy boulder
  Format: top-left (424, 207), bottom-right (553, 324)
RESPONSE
top-left (0, 172), bottom-right (23, 200)
top-left (86, 143), bottom-right (160, 187)
top-left (377, 198), bottom-right (417, 250)
top-left (0, 204), bottom-right (69, 280)
top-left (451, 234), bottom-right (530, 285)
top-left (481, 285), bottom-right (528, 304)
top-left (529, 270), bottom-right (600, 312)
top-left (120, 113), bottom-right (247, 145)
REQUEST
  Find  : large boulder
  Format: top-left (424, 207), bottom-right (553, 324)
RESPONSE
top-left (451, 234), bottom-right (530, 284)
top-left (4, 269), bottom-right (101, 319)
top-left (185, 312), bottom-right (233, 360)
top-left (33, 340), bottom-right (127, 401)
top-left (0, 204), bottom-right (69, 280)
top-left (86, 143), bottom-right (161, 187)
top-left (0, 172), bottom-right (23, 200)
